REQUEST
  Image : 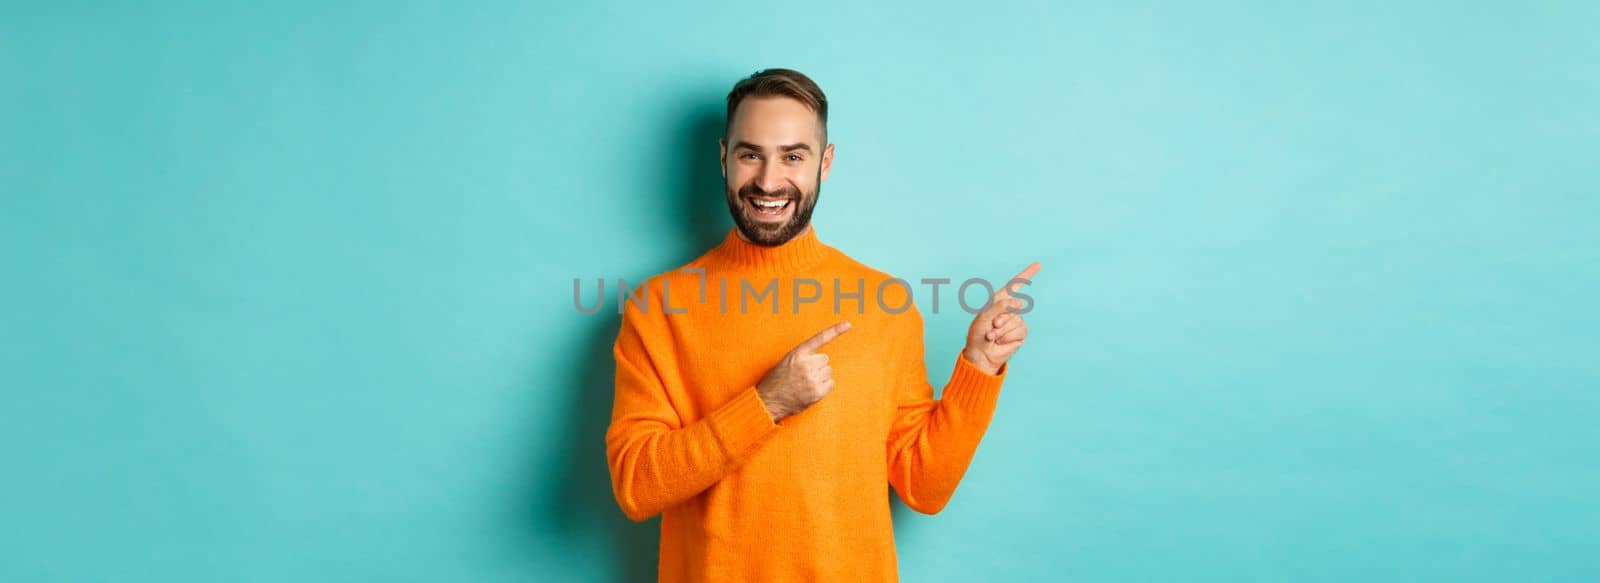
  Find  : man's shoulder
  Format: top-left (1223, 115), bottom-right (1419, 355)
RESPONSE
top-left (826, 246), bottom-right (902, 285)
top-left (823, 246), bottom-right (924, 320)
top-left (602, 253), bottom-right (713, 326)
top-left (621, 252), bottom-right (715, 293)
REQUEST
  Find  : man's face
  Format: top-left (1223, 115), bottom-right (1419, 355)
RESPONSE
top-left (720, 96), bottom-right (835, 246)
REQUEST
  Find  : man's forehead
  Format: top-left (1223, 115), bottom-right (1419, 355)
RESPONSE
top-left (729, 96), bottom-right (825, 147)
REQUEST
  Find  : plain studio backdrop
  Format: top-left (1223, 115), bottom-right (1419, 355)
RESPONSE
top-left (3, 2), bottom-right (1596, 581)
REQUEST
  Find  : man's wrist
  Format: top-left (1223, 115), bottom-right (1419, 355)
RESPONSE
top-left (754, 386), bottom-right (790, 422)
top-left (961, 348), bottom-right (1002, 376)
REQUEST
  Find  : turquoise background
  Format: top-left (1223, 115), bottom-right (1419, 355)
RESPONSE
top-left (4, 1), bottom-right (1597, 581)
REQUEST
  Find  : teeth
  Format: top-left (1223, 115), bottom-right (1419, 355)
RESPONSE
top-left (753, 199), bottom-right (789, 208)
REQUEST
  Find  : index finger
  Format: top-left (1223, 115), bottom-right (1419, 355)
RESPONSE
top-left (993, 261), bottom-right (1042, 301)
top-left (795, 321), bottom-right (852, 354)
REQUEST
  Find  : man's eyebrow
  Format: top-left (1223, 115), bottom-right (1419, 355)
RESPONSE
top-left (732, 141), bottom-right (813, 153)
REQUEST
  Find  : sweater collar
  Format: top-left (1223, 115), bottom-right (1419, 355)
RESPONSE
top-left (709, 225), bottom-right (832, 276)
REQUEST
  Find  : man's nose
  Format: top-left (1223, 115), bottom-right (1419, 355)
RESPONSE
top-left (757, 162), bottom-right (786, 194)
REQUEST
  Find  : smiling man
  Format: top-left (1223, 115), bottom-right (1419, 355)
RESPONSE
top-left (605, 68), bottom-right (1039, 582)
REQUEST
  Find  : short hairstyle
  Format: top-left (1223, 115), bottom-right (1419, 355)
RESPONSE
top-left (724, 68), bottom-right (829, 143)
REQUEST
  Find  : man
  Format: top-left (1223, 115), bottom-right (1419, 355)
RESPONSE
top-left (605, 68), bottom-right (1038, 582)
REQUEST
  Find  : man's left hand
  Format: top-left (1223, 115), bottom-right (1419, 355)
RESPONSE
top-left (962, 262), bottom-right (1041, 375)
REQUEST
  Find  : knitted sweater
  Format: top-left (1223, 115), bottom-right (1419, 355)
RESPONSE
top-left (605, 227), bottom-right (1008, 582)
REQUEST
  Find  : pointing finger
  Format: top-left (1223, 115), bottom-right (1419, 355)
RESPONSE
top-left (795, 321), bottom-right (851, 354)
top-left (994, 261), bottom-right (1042, 301)
top-left (982, 297), bottom-right (1023, 324)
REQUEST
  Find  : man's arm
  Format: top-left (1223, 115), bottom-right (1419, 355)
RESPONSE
top-left (885, 305), bottom-right (1008, 515)
top-left (605, 284), bottom-right (854, 522)
top-left (603, 293), bottom-right (780, 522)
top-left (886, 262), bottom-right (1038, 514)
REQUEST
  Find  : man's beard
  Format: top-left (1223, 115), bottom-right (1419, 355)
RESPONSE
top-left (724, 172), bottom-right (820, 247)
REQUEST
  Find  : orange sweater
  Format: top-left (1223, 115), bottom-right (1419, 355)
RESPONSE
top-left (605, 227), bottom-right (1008, 582)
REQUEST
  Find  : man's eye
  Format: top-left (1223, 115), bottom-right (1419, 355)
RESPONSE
top-left (741, 153), bottom-right (760, 160)
top-left (787, 155), bottom-right (802, 162)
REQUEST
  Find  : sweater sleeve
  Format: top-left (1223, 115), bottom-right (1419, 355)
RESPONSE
top-left (886, 305), bottom-right (1007, 515)
top-left (604, 292), bottom-right (782, 522)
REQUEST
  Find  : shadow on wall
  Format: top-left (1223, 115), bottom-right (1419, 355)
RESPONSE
top-left (534, 88), bottom-right (916, 581)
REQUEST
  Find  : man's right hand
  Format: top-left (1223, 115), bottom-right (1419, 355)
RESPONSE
top-left (756, 321), bottom-right (852, 422)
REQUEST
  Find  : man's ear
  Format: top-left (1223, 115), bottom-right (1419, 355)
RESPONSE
top-left (819, 142), bottom-right (835, 182)
top-left (719, 138), bottom-right (728, 178)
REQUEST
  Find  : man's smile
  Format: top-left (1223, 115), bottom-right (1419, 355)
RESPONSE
top-left (744, 195), bottom-right (795, 222)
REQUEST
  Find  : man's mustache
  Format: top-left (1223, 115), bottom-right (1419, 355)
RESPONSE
top-left (737, 182), bottom-right (803, 200)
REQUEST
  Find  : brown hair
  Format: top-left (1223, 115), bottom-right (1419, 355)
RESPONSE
top-left (724, 68), bottom-right (828, 143)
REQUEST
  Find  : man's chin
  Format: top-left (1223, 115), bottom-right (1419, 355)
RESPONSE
top-left (735, 217), bottom-right (803, 247)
